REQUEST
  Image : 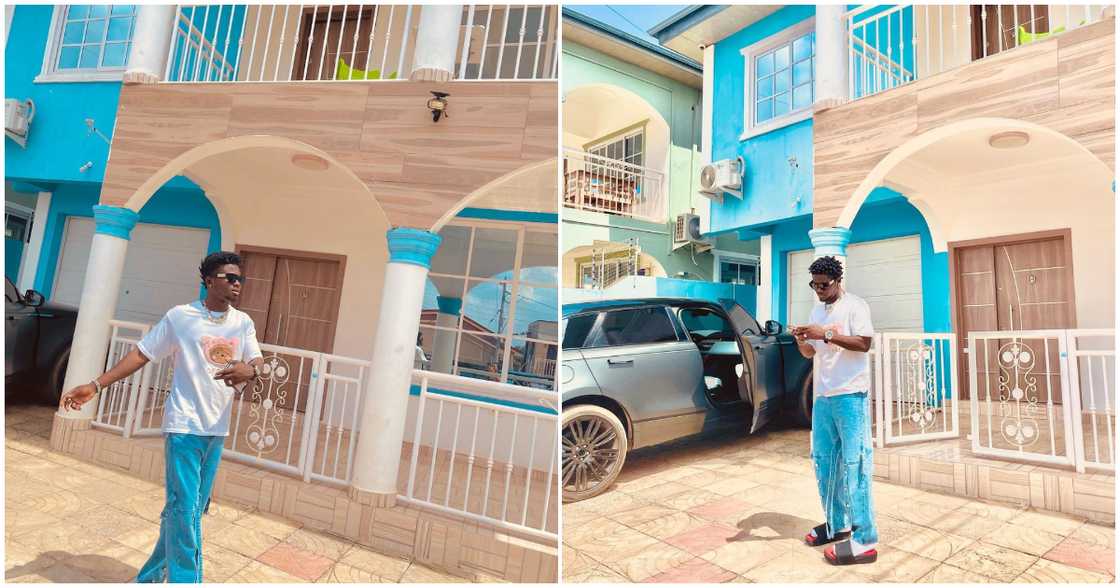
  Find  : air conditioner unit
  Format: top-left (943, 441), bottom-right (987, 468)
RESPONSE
top-left (698, 156), bottom-right (744, 202)
top-left (5, 98), bottom-right (34, 149)
top-left (673, 213), bottom-right (712, 252)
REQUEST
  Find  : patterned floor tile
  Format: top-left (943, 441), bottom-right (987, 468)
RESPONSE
top-left (257, 542), bottom-right (335, 581)
top-left (644, 557), bottom-right (737, 583)
top-left (982, 521), bottom-right (1065, 557)
top-left (663, 521), bottom-right (740, 556)
top-left (1043, 537), bottom-right (1116, 577)
top-left (944, 541), bottom-right (1039, 582)
top-left (1016, 557), bottom-right (1114, 583)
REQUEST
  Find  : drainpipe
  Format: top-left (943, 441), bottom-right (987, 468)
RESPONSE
top-left (124, 5), bottom-right (177, 84)
top-left (410, 5), bottom-right (464, 82)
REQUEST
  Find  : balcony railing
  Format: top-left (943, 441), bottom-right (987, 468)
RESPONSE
top-left (848, 4), bottom-right (1112, 100)
top-left (165, 4), bottom-right (559, 83)
top-left (562, 148), bottom-right (667, 224)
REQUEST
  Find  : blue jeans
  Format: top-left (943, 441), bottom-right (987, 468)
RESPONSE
top-left (136, 433), bottom-right (224, 583)
top-left (811, 391), bottom-right (878, 546)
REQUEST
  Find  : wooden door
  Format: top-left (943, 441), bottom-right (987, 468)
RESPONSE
top-left (291, 5), bottom-right (379, 81)
top-left (952, 232), bottom-right (1074, 401)
top-left (236, 247), bottom-right (345, 413)
top-left (971, 5), bottom-right (1050, 61)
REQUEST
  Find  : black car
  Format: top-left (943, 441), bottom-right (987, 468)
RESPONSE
top-left (5, 277), bottom-right (78, 403)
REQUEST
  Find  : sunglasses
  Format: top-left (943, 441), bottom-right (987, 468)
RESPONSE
top-left (214, 273), bottom-right (244, 285)
top-left (808, 279), bottom-right (835, 291)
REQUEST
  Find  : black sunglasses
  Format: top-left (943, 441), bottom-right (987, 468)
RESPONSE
top-left (808, 279), bottom-right (835, 291)
top-left (214, 272), bottom-right (244, 285)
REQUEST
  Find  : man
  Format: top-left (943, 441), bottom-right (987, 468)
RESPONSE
top-left (60, 251), bottom-right (264, 582)
top-left (790, 255), bottom-right (878, 565)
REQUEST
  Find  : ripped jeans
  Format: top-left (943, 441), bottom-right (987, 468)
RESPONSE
top-left (810, 391), bottom-right (878, 546)
top-left (136, 433), bottom-right (224, 583)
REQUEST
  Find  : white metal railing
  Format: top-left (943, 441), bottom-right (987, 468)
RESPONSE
top-left (401, 369), bottom-right (558, 542)
top-left (165, 4), bottom-right (558, 83)
top-left (93, 321), bottom-right (153, 436)
top-left (881, 333), bottom-right (960, 445)
top-left (563, 148), bottom-right (667, 223)
top-left (968, 329), bottom-right (1115, 472)
top-left (848, 4), bottom-right (1112, 100)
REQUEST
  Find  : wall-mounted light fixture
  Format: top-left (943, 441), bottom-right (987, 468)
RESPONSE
top-left (428, 91), bottom-right (450, 123)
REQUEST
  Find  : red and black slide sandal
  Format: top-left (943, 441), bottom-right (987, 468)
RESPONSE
top-left (824, 540), bottom-right (878, 565)
top-left (804, 523), bottom-right (850, 547)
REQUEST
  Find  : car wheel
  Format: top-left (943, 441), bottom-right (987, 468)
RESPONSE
top-left (562, 404), bottom-right (628, 503)
top-left (45, 348), bottom-right (70, 406)
top-left (793, 374), bottom-right (813, 428)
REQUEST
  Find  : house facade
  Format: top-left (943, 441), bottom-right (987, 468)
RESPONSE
top-left (653, 4), bottom-right (1115, 519)
top-left (561, 8), bottom-right (759, 311)
top-left (7, 4), bottom-right (559, 581)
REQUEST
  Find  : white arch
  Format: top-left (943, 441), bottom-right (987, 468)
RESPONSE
top-left (835, 117), bottom-right (1114, 229)
top-left (120, 135), bottom-right (388, 227)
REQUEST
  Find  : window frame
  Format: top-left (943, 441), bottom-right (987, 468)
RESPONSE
top-left (712, 250), bottom-right (761, 287)
top-left (739, 17), bottom-right (816, 141)
top-left (37, 5), bottom-right (138, 83)
top-left (585, 125), bottom-right (647, 168)
top-left (421, 218), bottom-right (558, 390)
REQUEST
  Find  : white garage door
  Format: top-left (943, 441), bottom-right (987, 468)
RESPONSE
top-left (53, 217), bottom-right (211, 324)
top-left (788, 235), bottom-right (923, 332)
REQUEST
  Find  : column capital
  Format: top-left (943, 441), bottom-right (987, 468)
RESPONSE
top-left (808, 227), bottom-right (852, 258)
top-left (387, 228), bottom-right (442, 269)
top-left (93, 205), bottom-right (140, 240)
top-left (435, 295), bottom-right (462, 316)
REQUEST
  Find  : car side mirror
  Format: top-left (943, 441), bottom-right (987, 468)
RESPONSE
top-left (764, 320), bottom-right (783, 336)
top-left (23, 290), bottom-right (44, 308)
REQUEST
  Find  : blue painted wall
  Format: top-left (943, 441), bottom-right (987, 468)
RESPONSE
top-left (33, 182), bottom-right (222, 299)
top-left (653, 277), bottom-right (757, 316)
top-left (709, 5), bottom-right (816, 235)
top-left (766, 189), bottom-right (949, 333)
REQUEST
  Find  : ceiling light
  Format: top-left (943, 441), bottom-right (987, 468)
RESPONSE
top-left (989, 131), bottom-right (1030, 149)
top-left (291, 153), bottom-right (328, 171)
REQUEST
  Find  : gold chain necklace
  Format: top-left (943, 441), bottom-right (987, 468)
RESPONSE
top-left (203, 302), bottom-right (229, 325)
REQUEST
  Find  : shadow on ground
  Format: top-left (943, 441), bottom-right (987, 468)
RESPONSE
top-left (6, 552), bottom-right (138, 583)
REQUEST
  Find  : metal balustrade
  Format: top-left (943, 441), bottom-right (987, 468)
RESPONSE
top-left (848, 4), bottom-right (1111, 100)
top-left (165, 4), bottom-right (558, 83)
top-left (562, 148), bottom-right (667, 223)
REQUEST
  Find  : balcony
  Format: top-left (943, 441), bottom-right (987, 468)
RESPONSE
top-left (164, 4), bottom-right (558, 83)
top-left (562, 148), bottom-right (667, 224)
top-left (847, 4), bottom-right (1112, 101)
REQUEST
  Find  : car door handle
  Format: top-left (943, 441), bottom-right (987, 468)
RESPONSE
top-left (607, 358), bottom-right (634, 366)
top-left (753, 344), bottom-right (762, 350)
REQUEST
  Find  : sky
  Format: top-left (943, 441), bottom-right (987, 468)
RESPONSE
top-left (565, 5), bottom-right (689, 45)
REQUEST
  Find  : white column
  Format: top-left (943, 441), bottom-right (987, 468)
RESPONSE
top-left (815, 4), bottom-right (849, 109)
top-left (431, 296), bottom-right (461, 374)
top-left (15, 191), bottom-right (51, 293)
top-left (409, 4), bottom-right (464, 82)
top-left (698, 43), bottom-right (715, 234)
top-left (350, 228), bottom-right (442, 506)
top-left (808, 227), bottom-right (853, 272)
top-left (757, 234), bottom-right (773, 323)
top-left (124, 4), bottom-right (177, 84)
top-left (58, 205), bottom-right (139, 420)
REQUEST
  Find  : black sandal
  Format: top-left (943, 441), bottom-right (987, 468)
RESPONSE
top-left (825, 540), bottom-right (878, 565)
top-left (804, 523), bottom-right (850, 547)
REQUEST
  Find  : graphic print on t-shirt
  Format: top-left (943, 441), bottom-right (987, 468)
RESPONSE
top-left (201, 335), bottom-right (239, 366)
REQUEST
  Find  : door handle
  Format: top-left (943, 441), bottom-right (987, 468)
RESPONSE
top-left (607, 358), bottom-right (634, 366)
top-left (753, 345), bottom-right (762, 350)
top-left (275, 314), bottom-right (284, 345)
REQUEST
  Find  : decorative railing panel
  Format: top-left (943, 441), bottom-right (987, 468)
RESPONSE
top-left (881, 332), bottom-right (960, 445)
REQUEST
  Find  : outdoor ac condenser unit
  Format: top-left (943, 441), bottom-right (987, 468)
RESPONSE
top-left (673, 213), bottom-right (712, 252)
top-left (698, 156), bottom-right (744, 202)
top-left (5, 98), bottom-right (34, 149)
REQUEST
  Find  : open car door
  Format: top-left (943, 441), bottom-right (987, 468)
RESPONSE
top-left (721, 301), bottom-right (785, 433)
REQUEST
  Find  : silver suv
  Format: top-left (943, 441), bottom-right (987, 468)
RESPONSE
top-left (561, 298), bottom-right (812, 502)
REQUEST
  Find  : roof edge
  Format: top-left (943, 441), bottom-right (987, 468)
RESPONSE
top-left (648, 5), bottom-right (729, 44)
top-left (562, 7), bottom-right (702, 73)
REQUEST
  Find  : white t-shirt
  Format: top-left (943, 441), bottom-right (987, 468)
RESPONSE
top-left (807, 292), bottom-right (875, 397)
top-left (138, 301), bottom-right (263, 436)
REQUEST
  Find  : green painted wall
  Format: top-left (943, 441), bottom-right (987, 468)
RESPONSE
top-left (562, 40), bottom-right (756, 283)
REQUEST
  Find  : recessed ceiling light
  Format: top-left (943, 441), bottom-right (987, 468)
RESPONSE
top-left (989, 131), bottom-right (1030, 149)
top-left (291, 153), bottom-right (329, 171)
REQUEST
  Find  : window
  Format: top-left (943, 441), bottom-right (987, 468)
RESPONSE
top-left (724, 303), bottom-right (762, 337)
top-left (719, 259), bottom-right (759, 286)
top-left (679, 307), bottom-right (735, 339)
top-left (39, 5), bottom-right (138, 82)
top-left (588, 129), bottom-right (644, 167)
top-left (585, 307), bottom-right (678, 348)
top-left (5, 277), bottom-right (19, 303)
top-left (741, 20), bottom-right (815, 138)
top-left (562, 314), bottom-right (597, 350)
top-left (419, 220), bottom-right (558, 390)
top-left (578, 257), bottom-right (642, 289)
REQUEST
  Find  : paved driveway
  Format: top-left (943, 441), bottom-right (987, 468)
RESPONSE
top-left (562, 422), bottom-right (1116, 583)
top-left (5, 403), bottom-right (469, 583)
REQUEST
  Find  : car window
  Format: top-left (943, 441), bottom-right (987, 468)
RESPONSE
top-left (724, 304), bottom-right (762, 336)
top-left (5, 279), bottom-right (19, 304)
top-left (585, 307), bottom-right (678, 348)
top-left (678, 307), bottom-right (733, 337)
top-left (562, 314), bottom-right (597, 350)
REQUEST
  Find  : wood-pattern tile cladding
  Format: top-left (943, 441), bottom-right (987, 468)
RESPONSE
top-left (102, 81), bottom-right (557, 229)
top-left (813, 18), bottom-right (1114, 229)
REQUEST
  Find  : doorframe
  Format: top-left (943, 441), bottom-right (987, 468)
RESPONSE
top-left (947, 228), bottom-right (1076, 399)
top-left (234, 244), bottom-right (347, 354)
